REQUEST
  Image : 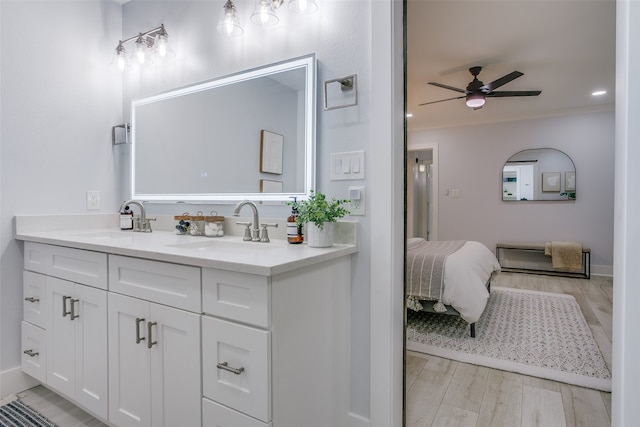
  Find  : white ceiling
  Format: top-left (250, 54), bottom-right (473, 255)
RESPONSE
top-left (406, 0), bottom-right (616, 130)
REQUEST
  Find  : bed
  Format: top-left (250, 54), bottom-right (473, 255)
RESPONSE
top-left (406, 238), bottom-right (501, 337)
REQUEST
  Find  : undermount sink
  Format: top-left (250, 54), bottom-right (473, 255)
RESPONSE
top-left (166, 239), bottom-right (279, 252)
top-left (73, 231), bottom-right (134, 239)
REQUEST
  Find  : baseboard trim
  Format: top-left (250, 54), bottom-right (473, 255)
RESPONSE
top-left (592, 264), bottom-right (613, 277)
top-left (0, 367), bottom-right (39, 400)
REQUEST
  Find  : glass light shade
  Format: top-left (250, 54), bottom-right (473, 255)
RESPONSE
top-left (288, 0), bottom-right (318, 15)
top-left (111, 43), bottom-right (129, 71)
top-left (218, 0), bottom-right (244, 36)
top-left (466, 94), bottom-right (485, 108)
top-left (134, 38), bottom-right (148, 64)
top-left (251, 0), bottom-right (279, 27)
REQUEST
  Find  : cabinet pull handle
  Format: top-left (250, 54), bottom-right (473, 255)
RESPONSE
top-left (23, 349), bottom-right (39, 357)
top-left (70, 299), bottom-right (80, 320)
top-left (147, 321), bottom-right (157, 349)
top-left (216, 361), bottom-right (245, 375)
top-left (24, 297), bottom-right (40, 303)
top-left (62, 296), bottom-right (72, 317)
top-left (135, 317), bottom-right (146, 344)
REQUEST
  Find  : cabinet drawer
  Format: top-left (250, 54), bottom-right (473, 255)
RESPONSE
top-left (24, 242), bottom-right (107, 290)
top-left (109, 255), bottom-right (201, 312)
top-left (23, 271), bottom-right (48, 328)
top-left (202, 269), bottom-right (269, 327)
top-left (202, 316), bottom-right (271, 423)
top-left (21, 321), bottom-right (46, 383)
top-left (203, 398), bottom-right (271, 427)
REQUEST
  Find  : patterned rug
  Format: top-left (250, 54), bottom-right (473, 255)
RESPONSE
top-left (0, 396), bottom-right (57, 427)
top-left (406, 287), bottom-right (612, 391)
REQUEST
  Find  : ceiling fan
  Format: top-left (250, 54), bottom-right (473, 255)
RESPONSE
top-left (419, 66), bottom-right (541, 110)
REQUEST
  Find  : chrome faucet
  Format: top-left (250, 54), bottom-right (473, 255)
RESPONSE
top-left (120, 200), bottom-right (155, 232)
top-left (233, 200), bottom-right (261, 241)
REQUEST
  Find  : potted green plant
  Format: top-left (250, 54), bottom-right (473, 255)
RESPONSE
top-left (287, 190), bottom-right (350, 247)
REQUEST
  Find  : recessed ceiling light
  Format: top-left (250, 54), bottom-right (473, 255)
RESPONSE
top-left (592, 90), bottom-right (607, 96)
top-left (406, 113), bottom-right (413, 118)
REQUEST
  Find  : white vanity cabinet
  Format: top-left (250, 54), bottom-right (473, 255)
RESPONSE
top-left (22, 242), bottom-right (109, 420)
top-left (201, 258), bottom-right (351, 427)
top-left (17, 223), bottom-right (355, 427)
top-left (107, 256), bottom-right (202, 427)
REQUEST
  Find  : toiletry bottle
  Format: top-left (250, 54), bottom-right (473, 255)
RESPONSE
top-left (287, 198), bottom-right (304, 244)
top-left (120, 205), bottom-right (133, 230)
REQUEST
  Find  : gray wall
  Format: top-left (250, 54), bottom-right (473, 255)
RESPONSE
top-left (0, 0), bottom-right (122, 383)
top-left (409, 110), bottom-right (615, 271)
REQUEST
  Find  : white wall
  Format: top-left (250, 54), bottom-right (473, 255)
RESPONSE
top-left (118, 0), bottom-right (374, 419)
top-left (409, 110), bottom-right (615, 272)
top-left (0, 0), bottom-right (122, 393)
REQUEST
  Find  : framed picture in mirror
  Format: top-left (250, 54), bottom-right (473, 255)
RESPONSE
top-left (542, 172), bottom-right (561, 192)
top-left (565, 171), bottom-right (576, 191)
top-left (260, 130), bottom-right (284, 175)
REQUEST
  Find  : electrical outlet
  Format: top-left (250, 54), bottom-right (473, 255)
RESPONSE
top-left (86, 191), bottom-right (100, 210)
top-left (348, 186), bottom-right (365, 215)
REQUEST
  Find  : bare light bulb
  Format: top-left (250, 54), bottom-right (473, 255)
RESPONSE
top-left (289, 0), bottom-right (318, 15)
top-left (251, 0), bottom-right (279, 27)
top-left (218, 0), bottom-right (244, 36)
top-left (135, 38), bottom-right (146, 64)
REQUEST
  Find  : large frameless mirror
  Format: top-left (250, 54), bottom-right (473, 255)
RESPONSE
top-left (131, 54), bottom-right (316, 202)
top-left (502, 148), bottom-right (576, 201)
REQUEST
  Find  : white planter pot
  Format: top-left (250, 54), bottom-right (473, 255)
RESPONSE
top-left (306, 222), bottom-right (334, 248)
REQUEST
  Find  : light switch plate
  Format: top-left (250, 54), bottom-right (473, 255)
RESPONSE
top-left (330, 151), bottom-right (365, 180)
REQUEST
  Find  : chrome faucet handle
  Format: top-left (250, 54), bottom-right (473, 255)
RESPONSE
top-left (140, 217), bottom-right (156, 233)
top-left (236, 221), bottom-right (253, 241)
top-left (259, 223), bottom-right (279, 243)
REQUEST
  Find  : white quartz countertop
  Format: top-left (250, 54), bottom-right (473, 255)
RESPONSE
top-left (14, 227), bottom-right (357, 276)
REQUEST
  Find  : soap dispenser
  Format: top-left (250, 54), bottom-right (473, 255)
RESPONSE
top-left (120, 204), bottom-right (133, 230)
top-left (287, 198), bottom-right (304, 244)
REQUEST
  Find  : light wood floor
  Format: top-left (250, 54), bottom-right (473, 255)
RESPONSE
top-left (15, 385), bottom-right (107, 427)
top-left (405, 272), bottom-right (613, 427)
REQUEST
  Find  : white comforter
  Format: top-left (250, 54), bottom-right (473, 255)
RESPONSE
top-left (407, 238), bottom-right (501, 323)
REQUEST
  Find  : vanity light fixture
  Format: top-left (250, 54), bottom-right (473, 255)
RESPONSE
top-left (289, 0), bottom-right (319, 15)
top-left (218, 0), bottom-right (318, 35)
top-left (218, 0), bottom-right (244, 36)
top-left (112, 24), bottom-right (174, 71)
top-left (251, 0), bottom-right (279, 27)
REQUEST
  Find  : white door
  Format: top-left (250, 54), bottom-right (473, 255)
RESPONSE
top-left (47, 277), bottom-right (76, 399)
top-left (149, 303), bottom-right (201, 427)
top-left (74, 284), bottom-right (108, 419)
top-left (108, 293), bottom-right (151, 427)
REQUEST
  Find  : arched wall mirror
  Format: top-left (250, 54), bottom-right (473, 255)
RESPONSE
top-left (502, 148), bottom-right (576, 201)
top-left (131, 54), bottom-right (316, 202)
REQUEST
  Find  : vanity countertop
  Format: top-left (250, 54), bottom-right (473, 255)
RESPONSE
top-left (14, 216), bottom-right (357, 276)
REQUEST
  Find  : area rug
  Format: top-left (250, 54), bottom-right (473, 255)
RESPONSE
top-left (0, 395), bottom-right (58, 427)
top-left (406, 287), bottom-right (612, 392)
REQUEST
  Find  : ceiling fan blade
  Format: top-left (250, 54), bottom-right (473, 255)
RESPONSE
top-left (487, 90), bottom-right (542, 97)
top-left (428, 82), bottom-right (466, 94)
top-left (418, 95), bottom-right (466, 106)
top-left (481, 71), bottom-right (523, 92)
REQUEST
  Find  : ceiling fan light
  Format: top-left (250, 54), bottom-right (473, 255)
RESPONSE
top-left (466, 94), bottom-right (485, 108)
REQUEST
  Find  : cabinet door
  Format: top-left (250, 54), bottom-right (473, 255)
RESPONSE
top-left (149, 303), bottom-right (201, 427)
top-left (74, 284), bottom-right (108, 420)
top-left (47, 277), bottom-right (76, 399)
top-left (108, 293), bottom-right (151, 427)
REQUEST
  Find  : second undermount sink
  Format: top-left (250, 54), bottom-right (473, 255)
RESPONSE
top-left (165, 239), bottom-right (280, 252)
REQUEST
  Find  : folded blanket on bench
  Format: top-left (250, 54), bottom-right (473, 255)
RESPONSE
top-left (544, 241), bottom-right (583, 271)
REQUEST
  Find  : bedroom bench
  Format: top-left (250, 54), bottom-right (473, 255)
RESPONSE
top-left (496, 241), bottom-right (590, 279)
